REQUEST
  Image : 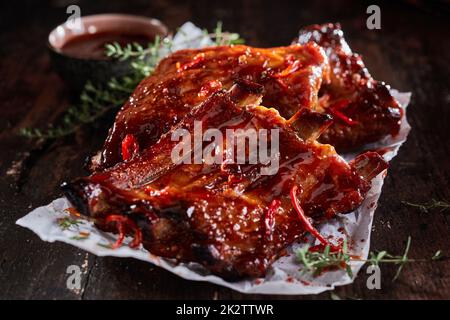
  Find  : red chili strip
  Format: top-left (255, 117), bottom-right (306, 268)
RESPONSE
top-left (105, 214), bottom-right (142, 249)
top-left (290, 185), bottom-right (339, 250)
top-left (329, 99), bottom-right (350, 111)
top-left (121, 134), bottom-right (139, 161)
top-left (329, 109), bottom-right (359, 126)
top-left (328, 99), bottom-right (359, 126)
top-left (65, 207), bottom-right (82, 218)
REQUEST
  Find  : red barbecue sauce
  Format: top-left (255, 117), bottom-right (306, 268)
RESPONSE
top-left (60, 32), bottom-right (154, 60)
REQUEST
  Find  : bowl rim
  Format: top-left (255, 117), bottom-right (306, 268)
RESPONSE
top-left (48, 13), bottom-right (169, 60)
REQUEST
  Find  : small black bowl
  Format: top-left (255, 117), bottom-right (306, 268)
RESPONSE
top-left (48, 14), bottom-right (169, 91)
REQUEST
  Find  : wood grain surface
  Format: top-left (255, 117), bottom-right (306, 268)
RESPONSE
top-left (0, 0), bottom-right (448, 300)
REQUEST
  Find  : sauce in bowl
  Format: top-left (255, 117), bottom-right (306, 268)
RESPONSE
top-left (60, 32), bottom-right (155, 60)
top-left (48, 14), bottom-right (168, 89)
top-left (49, 14), bottom-right (168, 60)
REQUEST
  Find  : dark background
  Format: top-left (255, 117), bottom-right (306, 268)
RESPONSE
top-left (0, 0), bottom-right (449, 299)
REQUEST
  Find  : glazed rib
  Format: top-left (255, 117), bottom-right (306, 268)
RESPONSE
top-left (62, 24), bottom-right (401, 279)
top-left (91, 43), bottom-right (330, 170)
top-left (91, 24), bottom-right (403, 171)
top-left (63, 83), bottom-right (387, 279)
top-left (295, 23), bottom-right (403, 150)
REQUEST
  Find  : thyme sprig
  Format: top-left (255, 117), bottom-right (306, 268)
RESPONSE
top-left (210, 21), bottom-right (245, 46)
top-left (104, 22), bottom-right (244, 60)
top-left (368, 236), bottom-right (411, 281)
top-left (70, 233), bottom-right (90, 241)
top-left (104, 35), bottom-right (168, 62)
top-left (296, 236), bottom-right (442, 281)
top-left (97, 242), bottom-right (114, 249)
top-left (20, 22), bottom-right (244, 140)
top-left (19, 65), bottom-right (148, 140)
top-left (402, 199), bottom-right (450, 213)
top-left (297, 239), bottom-right (353, 277)
top-left (57, 216), bottom-right (83, 231)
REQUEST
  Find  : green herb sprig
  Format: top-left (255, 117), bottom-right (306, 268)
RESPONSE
top-left (402, 199), bottom-right (450, 213)
top-left (297, 239), bottom-right (353, 277)
top-left (19, 68), bottom-right (148, 140)
top-left (296, 236), bottom-right (443, 281)
top-left (57, 216), bottom-right (83, 231)
top-left (70, 234), bottom-right (89, 241)
top-left (210, 21), bottom-right (245, 46)
top-left (20, 22), bottom-right (244, 140)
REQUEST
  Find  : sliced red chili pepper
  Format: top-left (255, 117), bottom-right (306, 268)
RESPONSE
top-left (65, 207), bottom-right (82, 218)
top-left (290, 185), bottom-right (339, 251)
top-left (328, 99), bottom-right (359, 126)
top-left (121, 134), bottom-right (139, 161)
top-left (329, 108), bottom-right (359, 126)
top-left (105, 214), bottom-right (142, 249)
top-left (111, 222), bottom-right (125, 249)
top-left (329, 99), bottom-right (350, 111)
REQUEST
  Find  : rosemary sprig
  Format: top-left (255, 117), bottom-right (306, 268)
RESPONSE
top-left (210, 21), bottom-right (245, 46)
top-left (297, 239), bottom-right (353, 277)
top-left (386, 236), bottom-right (410, 281)
top-left (402, 199), bottom-right (450, 213)
top-left (19, 70), bottom-right (146, 140)
top-left (104, 35), bottom-right (167, 62)
top-left (296, 236), bottom-right (443, 281)
top-left (97, 242), bottom-right (114, 249)
top-left (20, 22), bottom-right (244, 140)
top-left (105, 41), bottom-right (153, 61)
top-left (57, 216), bottom-right (83, 231)
top-left (104, 24), bottom-right (244, 60)
top-left (20, 80), bottom-right (130, 139)
top-left (70, 235), bottom-right (89, 240)
top-left (69, 231), bottom-right (90, 240)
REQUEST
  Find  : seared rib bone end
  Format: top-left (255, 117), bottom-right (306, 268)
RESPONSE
top-left (351, 151), bottom-right (389, 182)
top-left (288, 108), bottom-right (333, 141)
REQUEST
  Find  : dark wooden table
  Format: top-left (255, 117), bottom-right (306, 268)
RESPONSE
top-left (0, 0), bottom-right (449, 300)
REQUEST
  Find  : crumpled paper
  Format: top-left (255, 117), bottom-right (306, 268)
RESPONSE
top-left (16, 22), bottom-right (411, 295)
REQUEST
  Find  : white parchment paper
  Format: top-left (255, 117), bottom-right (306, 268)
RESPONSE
top-left (16, 22), bottom-right (411, 295)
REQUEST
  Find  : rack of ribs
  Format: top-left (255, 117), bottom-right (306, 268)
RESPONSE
top-left (89, 23), bottom-right (402, 172)
top-left (90, 42), bottom-right (330, 171)
top-left (295, 23), bottom-right (403, 150)
top-left (63, 82), bottom-right (387, 279)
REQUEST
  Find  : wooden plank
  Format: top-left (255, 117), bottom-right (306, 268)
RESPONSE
top-left (0, 0), bottom-right (448, 300)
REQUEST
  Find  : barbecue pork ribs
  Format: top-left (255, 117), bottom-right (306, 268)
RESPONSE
top-left (91, 42), bottom-right (330, 170)
top-left (295, 23), bottom-right (403, 149)
top-left (63, 83), bottom-right (387, 279)
top-left (90, 24), bottom-right (402, 171)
